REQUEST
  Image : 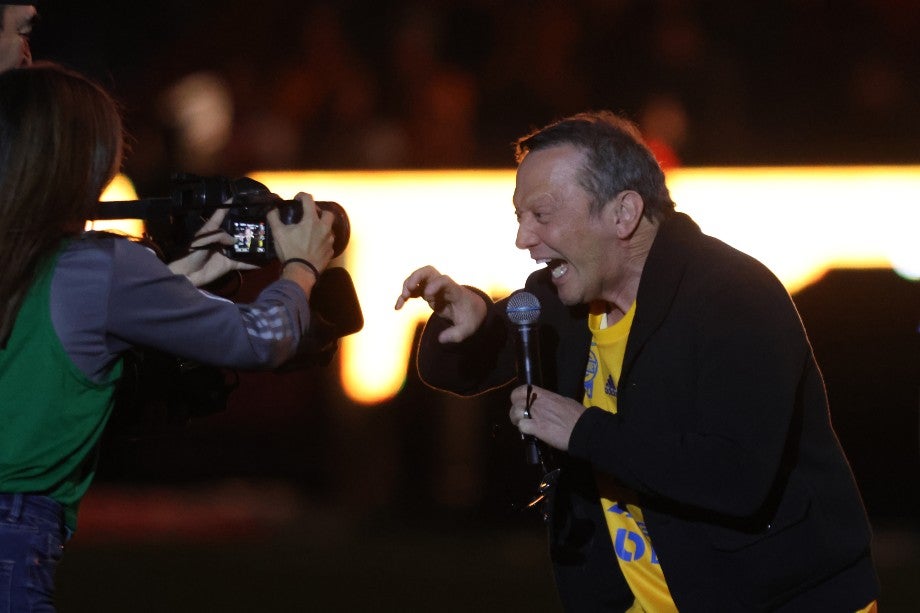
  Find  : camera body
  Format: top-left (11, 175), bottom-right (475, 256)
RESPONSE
top-left (221, 194), bottom-right (349, 265)
top-left (168, 174), bottom-right (350, 265)
top-left (94, 173), bottom-right (362, 354)
top-left (94, 174), bottom-right (350, 264)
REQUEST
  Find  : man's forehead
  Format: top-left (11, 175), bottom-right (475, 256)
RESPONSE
top-left (518, 145), bottom-right (584, 184)
top-left (514, 149), bottom-right (586, 208)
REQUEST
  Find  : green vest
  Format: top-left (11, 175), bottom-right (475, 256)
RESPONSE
top-left (0, 249), bottom-right (123, 530)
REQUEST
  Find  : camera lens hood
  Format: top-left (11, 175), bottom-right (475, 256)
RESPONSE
top-left (316, 201), bottom-right (350, 258)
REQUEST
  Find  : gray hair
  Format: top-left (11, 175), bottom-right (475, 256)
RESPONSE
top-left (514, 111), bottom-right (675, 221)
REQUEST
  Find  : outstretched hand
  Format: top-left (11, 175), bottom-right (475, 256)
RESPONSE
top-left (394, 265), bottom-right (488, 343)
top-left (168, 208), bottom-right (258, 287)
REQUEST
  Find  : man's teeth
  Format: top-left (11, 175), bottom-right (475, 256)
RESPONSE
top-left (536, 258), bottom-right (567, 279)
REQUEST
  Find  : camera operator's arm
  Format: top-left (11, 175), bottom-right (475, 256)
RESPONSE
top-left (168, 208), bottom-right (258, 286)
top-left (268, 192), bottom-right (335, 299)
top-left (52, 233), bottom-right (314, 376)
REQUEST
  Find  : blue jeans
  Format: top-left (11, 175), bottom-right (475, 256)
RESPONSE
top-left (0, 494), bottom-right (66, 613)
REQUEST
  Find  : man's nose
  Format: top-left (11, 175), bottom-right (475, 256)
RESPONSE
top-left (515, 223), bottom-right (537, 250)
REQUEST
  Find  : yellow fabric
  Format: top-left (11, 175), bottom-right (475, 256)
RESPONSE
top-left (584, 303), bottom-right (677, 612)
top-left (856, 601), bottom-right (878, 613)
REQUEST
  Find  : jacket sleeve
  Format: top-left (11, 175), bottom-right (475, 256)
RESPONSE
top-left (416, 286), bottom-right (519, 396)
top-left (55, 236), bottom-right (311, 378)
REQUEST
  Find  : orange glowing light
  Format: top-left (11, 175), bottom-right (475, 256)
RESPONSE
top-left (664, 166), bottom-right (920, 290)
top-left (249, 167), bottom-right (920, 405)
top-left (92, 174), bottom-right (144, 238)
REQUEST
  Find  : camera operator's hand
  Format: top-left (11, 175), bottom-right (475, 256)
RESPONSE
top-left (268, 192), bottom-right (335, 296)
top-left (168, 208), bottom-right (258, 286)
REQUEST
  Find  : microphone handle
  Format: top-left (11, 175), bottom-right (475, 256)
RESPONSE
top-left (524, 429), bottom-right (541, 466)
top-left (517, 325), bottom-right (543, 467)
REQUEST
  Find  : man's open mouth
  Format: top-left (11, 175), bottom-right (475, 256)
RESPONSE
top-left (538, 258), bottom-right (568, 279)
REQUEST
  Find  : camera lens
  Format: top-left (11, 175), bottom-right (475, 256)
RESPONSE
top-left (316, 201), bottom-right (350, 258)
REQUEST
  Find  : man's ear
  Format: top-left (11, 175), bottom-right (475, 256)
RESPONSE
top-left (612, 190), bottom-right (645, 238)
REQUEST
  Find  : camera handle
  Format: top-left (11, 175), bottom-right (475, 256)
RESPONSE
top-left (95, 198), bottom-right (176, 220)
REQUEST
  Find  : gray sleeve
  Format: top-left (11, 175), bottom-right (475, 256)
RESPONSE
top-left (51, 235), bottom-right (311, 383)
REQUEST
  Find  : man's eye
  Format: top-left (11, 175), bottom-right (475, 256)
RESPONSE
top-left (514, 210), bottom-right (547, 223)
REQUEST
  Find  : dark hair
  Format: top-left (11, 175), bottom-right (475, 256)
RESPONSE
top-left (514, 110), bottom-right (675, 221)
top-left (0, 62), bottom-right (124, 342)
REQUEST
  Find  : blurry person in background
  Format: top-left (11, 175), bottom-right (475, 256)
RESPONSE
top-left (0, 2), bottom-right (35, 72)
top-left (638, 93), bottom-right (689, 171)
top-left (0, 63), bottom-right (335, 611)
top-left (396, 111), bottom-right (878, 612)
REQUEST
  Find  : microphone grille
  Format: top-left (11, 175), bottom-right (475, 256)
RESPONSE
top-left (506, 290), bottom-right (541, 325)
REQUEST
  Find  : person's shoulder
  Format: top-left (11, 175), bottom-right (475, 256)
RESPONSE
top-left (69, 232), bottom-right (159, 258)
top-left (54, 235), bottom-right (127, 305)
top-left (60, 233), bottom-right (165, 279)
top-left (61, 231), bottom-right (118, 262)
top-left (655, 214), bottom-right (786, 302)
top-left (662, 214), bottom-right (771, 276)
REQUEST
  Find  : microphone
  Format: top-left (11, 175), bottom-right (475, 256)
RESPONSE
top-left (506, 290), bottom-right (543, 466)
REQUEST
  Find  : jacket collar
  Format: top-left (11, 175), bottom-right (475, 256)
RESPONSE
top-left (622, 212), bottom-right (700, 377)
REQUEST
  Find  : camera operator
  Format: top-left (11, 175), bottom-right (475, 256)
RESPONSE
top-left (0, 2), bottom-right (35, 72)
top-left (0, 62), bottom-right (335, 611)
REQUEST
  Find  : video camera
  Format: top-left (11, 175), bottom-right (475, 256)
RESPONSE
top-left (95, 174), bottom-right (364, 435)
top-left (96, 173), bottom-right (350, 264)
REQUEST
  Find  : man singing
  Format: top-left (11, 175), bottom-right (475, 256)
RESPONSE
top-left (396, 111), bottom-right (879, 612)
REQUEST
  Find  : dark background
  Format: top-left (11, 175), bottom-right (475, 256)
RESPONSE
top-left (21, 0), bottom-right (919, 610)
top-left (33, 0), bottom-right (920, 188)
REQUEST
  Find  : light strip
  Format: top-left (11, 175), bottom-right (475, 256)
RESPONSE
top-left (101, 166), bottom-right (920, 405)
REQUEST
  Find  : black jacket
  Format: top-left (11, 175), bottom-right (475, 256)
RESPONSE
top-left (418, 213), bottom-right (878, 612)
